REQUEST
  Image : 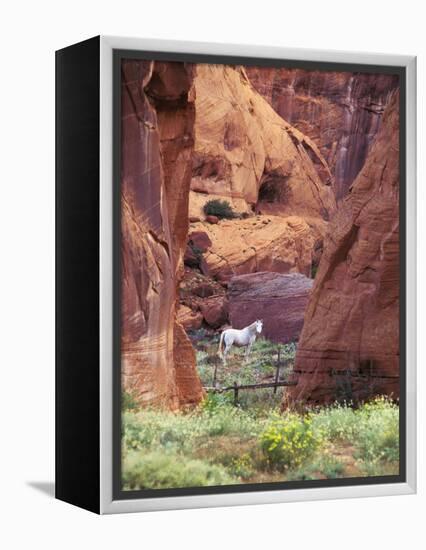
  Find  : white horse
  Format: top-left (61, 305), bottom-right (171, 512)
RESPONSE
top-left (218, 320), bottom-right (263, 365)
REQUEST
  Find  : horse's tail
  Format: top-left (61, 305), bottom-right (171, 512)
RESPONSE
top-left (218, 331), bottom-right (225, 358)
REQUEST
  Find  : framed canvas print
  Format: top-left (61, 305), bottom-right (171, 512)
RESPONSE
top-left (55, 36), bottom-right (417, 514)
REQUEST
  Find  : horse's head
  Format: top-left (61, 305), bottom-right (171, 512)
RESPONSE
top-left (255, 319), bottom-right (263, 334)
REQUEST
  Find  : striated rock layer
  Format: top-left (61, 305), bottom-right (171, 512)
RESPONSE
top-left (286, 91), bottom-right (400, 406)
top-left (228, 272), bottom-right (313, 344)
top-left (190, 64), bottom-right (336, 221)
top-left (121, 60), bottom-right (204, 408)
top-left (246, 67), bottom-right (399, 199)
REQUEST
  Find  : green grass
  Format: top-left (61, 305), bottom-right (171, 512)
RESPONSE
top-left (311, 402), bottom-right (358, 442)
top-left (193, 335), bottom-right (296, 411)
top-left (287, 454), bottom-right (346, 481)
top-left (309, 397), bottom-right (399, 478)
top-left (122, 399), bottom-right (263, 456)
top-left (121, 333), bottom-right (399, 489)
top-left (121, 396), bottom-right (399, 489)
top-left (352, 397), bottom-right (399, 465)
top-left (123, 451), bottom-right (233, 490)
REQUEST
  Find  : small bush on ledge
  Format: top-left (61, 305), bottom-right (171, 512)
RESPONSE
top-left (203, 199), bottom-right (236, 219)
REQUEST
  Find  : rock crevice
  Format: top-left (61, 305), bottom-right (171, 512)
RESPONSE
top-left (246, 67), bottom-right (399, 199)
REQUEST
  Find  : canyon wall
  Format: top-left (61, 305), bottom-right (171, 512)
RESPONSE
top-left (190, 64), bottom-right (336, 225)
top-left (246, 67), bottom-right (399, 199)
top-left (286, 91), bottom-right (400, 406)
top-left (178, 64), bottom-right (341, 334)
top-left (121, 60), bottom-right (204, 408)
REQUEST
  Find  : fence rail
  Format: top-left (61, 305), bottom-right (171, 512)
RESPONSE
top-left (204, 380), bottom-right (297, 406)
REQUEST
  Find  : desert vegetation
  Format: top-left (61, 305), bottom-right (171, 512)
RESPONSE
top-left (203, 199), bottom-right (236, 219)
top-left (122, 393), bottom-right (399, 490)
top-left (122, 336), bottom-right (399, 490)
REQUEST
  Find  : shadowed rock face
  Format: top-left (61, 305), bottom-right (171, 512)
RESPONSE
top-left (246, 67), bottom-right (399, 200)
top-left (228, 272), bottom-right (313, 344)
top-left (121, 60), bottom-right (204, 408)
top-left (286, 91), bottom-right (400, 406)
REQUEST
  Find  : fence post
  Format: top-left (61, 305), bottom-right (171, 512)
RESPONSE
top-left (274, 347), bottom-right (281, 394)
top-left (233, 381), bottom-right (239, 406)
top-left (212, 357), bottom-right (218, 388)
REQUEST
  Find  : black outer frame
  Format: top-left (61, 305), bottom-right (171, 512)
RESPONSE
top-left (56, 36), bottom-right (101, 513)
top-left (112, 49), bottom-right (407, 501)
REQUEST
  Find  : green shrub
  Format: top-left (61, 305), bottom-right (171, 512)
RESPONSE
top-left (203, 199), bottom-right (235, 219)
top-left (123, 451), bottom-right (233, 490)
top-left (122, 412), bottom-right (157, 451)
top-left (200, 392), bottom-right (233, 413)
top-left (311, 402), bottom-right (358, 442)
top-left (317, 455), bottom-right (345, 478)
top-left (311, 396), bottom-right (399, 473)
top-left (354, 396), bottom-right (399, 463)
top-left (260, 413), bottom-right (323, 470)
top-left (200, 404), bottom-right (260, 438)
top-left (121, 390), bottom-right (139, 412)
top-left (228, 453), bottom-right (254, 480)
top-left (287, 454), bottom-right (345, 481)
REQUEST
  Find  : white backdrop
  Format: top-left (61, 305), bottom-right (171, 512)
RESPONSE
top-left (1, 0), bottom-right (424, 548)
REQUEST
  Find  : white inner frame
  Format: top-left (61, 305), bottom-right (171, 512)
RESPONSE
top-left (99, 35), bottom-right (417, 514)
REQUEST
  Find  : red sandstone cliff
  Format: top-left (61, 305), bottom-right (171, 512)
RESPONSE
top-left (190, 65), bottom-right (336, 224)
top-left (179, 65), bottom-right (338, 332)
top-left (246, 67), bottom-right (398, 200)
top-left (121, 60), bottom-right (204, 408)
top-left (286, 91), bottom-right (400, 406)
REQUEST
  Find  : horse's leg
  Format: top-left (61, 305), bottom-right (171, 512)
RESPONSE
top-left (223, 342), bottom-right (231, 366)
top-left (245, 335), bottom-right (257, 362)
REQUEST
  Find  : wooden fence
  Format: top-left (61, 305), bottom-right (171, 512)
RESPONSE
top-left (203, 345), bottom-right (297, 405)
top-left (204, 379), bottom-right (298, 406)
